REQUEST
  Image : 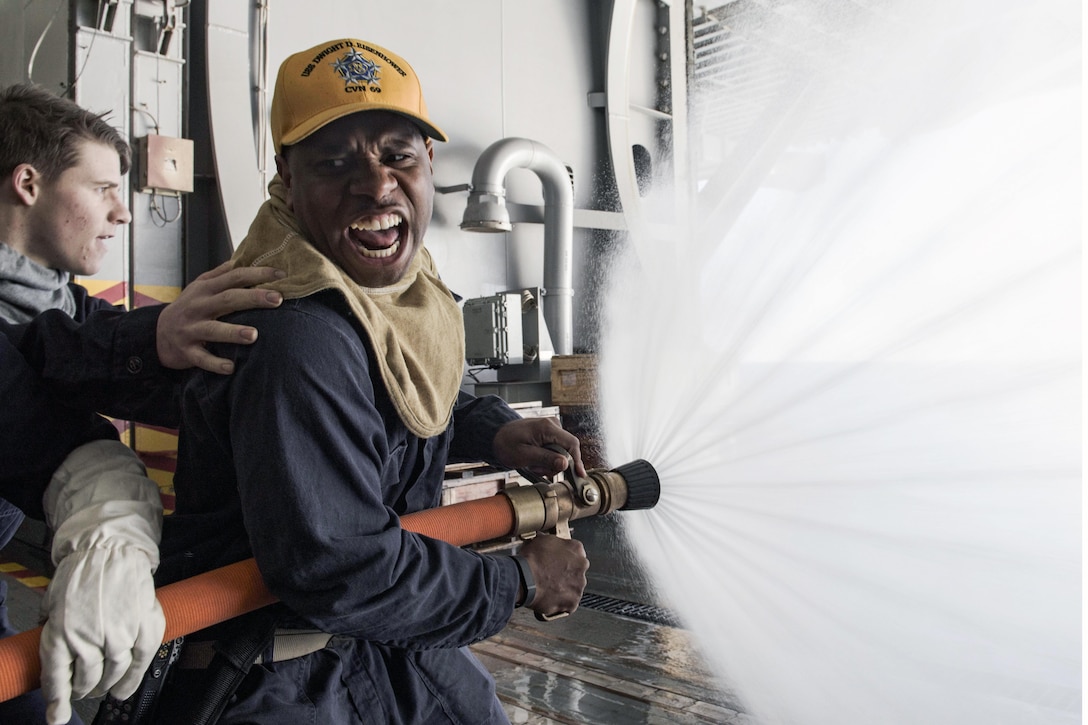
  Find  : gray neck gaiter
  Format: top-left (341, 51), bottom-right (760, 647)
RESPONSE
top-left (0, 242), bottom-right (77, 323)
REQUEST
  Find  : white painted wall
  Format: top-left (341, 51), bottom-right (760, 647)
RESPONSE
top-left (0, 0), bottom-right (71, 94)
top-left (1, 0), bottom-right (660, 351)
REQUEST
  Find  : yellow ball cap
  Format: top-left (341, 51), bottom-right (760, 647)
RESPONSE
top-left (271, 38), bottom-right (448, 153)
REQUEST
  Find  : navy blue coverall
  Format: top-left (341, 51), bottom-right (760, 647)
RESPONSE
top-left (158, 291), bottom-right (525, 724)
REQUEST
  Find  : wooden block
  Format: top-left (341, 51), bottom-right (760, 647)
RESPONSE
top-left (441, 468), bottom-right (517, 506)
top-left (550, 354), bottom-right (598, 406)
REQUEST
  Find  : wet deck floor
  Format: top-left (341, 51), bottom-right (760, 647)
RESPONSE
top-left (2, 516), bottom-right (752, 724)
top-left (477, 606), bottom-right (748, 724)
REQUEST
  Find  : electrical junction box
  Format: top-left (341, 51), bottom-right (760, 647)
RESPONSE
top-left (136, 134), bottom-right (194, 193)
top-left (463, 293), bottom-right (525, 367)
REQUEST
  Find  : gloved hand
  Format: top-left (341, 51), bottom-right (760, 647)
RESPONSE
top-left (39, 439), bottom-right (165, 725)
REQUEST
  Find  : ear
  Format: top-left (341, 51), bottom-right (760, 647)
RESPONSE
top-left (274, 154), bottom-right (293, 209)
top-left (10, 163), bottom-right (42, 207)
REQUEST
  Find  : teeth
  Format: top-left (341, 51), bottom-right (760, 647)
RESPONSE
top-left (359, 240), bottom-right (400, 259)
top-left (350, 213), bottom-right (403, 231)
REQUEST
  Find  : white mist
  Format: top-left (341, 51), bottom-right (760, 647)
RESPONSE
top-left (599, 1), bottom-right (1081, 723)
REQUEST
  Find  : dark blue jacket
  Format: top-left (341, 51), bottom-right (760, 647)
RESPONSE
top-left (0, 285), bottom-right (179, 725)
top-left (161, 291), bottom-right (523, 724)
top-left (0, 285), bottom-right (176, 518)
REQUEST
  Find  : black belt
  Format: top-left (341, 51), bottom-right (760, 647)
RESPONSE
top-left (177, 629), bottom-right (334, 669)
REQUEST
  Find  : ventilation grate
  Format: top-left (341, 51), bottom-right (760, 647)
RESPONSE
top-left (578, 593), bottom-right (683, 628)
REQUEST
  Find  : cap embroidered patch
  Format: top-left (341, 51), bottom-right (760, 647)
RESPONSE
top-left (332, 49), bottom-right (380, 87)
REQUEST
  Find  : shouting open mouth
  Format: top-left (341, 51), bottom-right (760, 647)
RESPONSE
top-left (349, 212), bottom-right (403, 259)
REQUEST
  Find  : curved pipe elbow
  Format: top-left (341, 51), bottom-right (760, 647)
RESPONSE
top-left (468, 138), bottom-right (573, 209)
top-left (463, 137), bottom-right (575, 354)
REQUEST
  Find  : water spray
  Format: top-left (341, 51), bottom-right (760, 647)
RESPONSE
top-left (0, 457), bottom-right (660, 702)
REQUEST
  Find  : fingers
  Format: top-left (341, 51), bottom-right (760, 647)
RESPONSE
top-left (171, 264), bottom-right (284, 324)
top-left (109, 666), bottom-right (146, 703)
top-left (85, 612), bottom-right (157, 699)
top-left (69, 649), bottom-right (105, 701)
top-left (569, 444), bottom-right (587, 478)
top-left (45, 699), bottom-right (73, 725)
top-left (528, 419), bottom-right (584, 476)
top-left (494, 418), bottom-right (587, 476)
top-left (156, 264), bottom-right (284, 372)
top-left (182, 317), bottom-right (283, 373)
top-left (549, 426), bottom-right (587, 478)
top-left (189, 318), bottom-right (264, 347)
top-left (528, 448), bottom-right (573, 478)
top-left (39, 631), bottom-right (75, 725)
top-left (88, 650), bottom-right (128, 699)
top-left (190, 263), bottom-right (285, 293)
top-left (175, 345), bottom-right (236, 375)
top-left (108, 611), bottom-right (163, 701)
top-left (521, 534), bottom-right (589, 617)
top-left (193, 286), bottom-right (284, 321)
top-left (529, 422), bottom-right (585, 477)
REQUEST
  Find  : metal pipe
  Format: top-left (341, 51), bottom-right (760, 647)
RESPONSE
top-left (461, 138), bottom-right (575, 355)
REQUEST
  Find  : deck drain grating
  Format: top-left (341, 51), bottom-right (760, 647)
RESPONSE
top-left (578, 593), bottom-right (683, 627)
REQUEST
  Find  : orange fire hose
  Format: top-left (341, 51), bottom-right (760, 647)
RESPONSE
top-left (0, 493), bottom-right (517, 703)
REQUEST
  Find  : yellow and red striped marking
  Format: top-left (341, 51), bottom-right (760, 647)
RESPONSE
top-left (0, 562), bottom-right (49, 592)
top-left (78, 279), bottom-right (183, 515)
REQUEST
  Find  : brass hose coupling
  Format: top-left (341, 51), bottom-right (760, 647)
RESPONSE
top-left (507, 451), bottom-right (660, 539)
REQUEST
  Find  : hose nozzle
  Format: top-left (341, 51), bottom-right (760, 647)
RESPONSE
top-left (505, 455), bottom-right (661, 537)
top-left (611, 459), bottom-right (661, 510)
top-left (578, 458), bottom-right (660, 515)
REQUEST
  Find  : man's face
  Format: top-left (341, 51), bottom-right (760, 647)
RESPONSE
top-left (277, 111), bottom-right (435, 289)
top-left (25, 139), bottom-right (130, 276)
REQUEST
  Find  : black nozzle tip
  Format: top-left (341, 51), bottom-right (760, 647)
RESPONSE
top-left (613, 459), bottom-right (660, 510)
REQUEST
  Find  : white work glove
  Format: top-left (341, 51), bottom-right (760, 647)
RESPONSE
top-left (39, 439), bottom-right (166, 725)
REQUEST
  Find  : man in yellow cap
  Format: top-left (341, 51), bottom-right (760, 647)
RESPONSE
top-left (151, 39), bottom-right (590, 723)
